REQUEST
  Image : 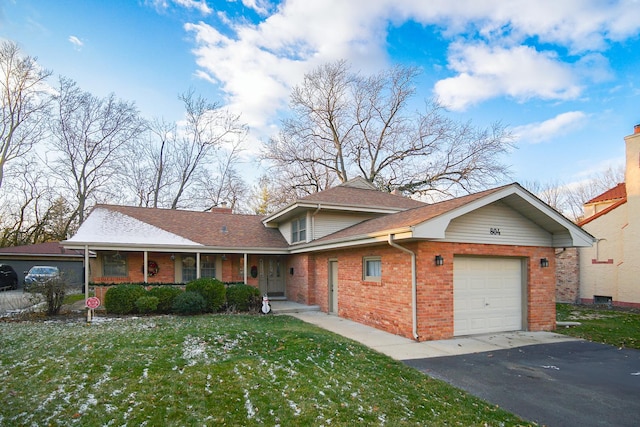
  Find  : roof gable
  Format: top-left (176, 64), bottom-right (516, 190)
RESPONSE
top-left (263, 178), bottom-right (425, 226)
top-left (297, 183), bottom-right (594, 250)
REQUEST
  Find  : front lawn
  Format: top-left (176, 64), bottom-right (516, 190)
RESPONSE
top-left (0, 315), bottom-right (531, 426)
top-left (556, 303), bottom-right (640, 349)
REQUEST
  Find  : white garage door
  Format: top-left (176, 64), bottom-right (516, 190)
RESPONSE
top-left (454, 256), bottom-right (523, 336)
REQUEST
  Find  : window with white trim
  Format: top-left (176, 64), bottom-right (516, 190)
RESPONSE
top-left (201, 255), bottom-right (216, 278)
top-left (363, 257), bottom-right (381, 281)
top-left (103, 252), bottom-right (128, 277)
top-left (291, 216), bottom-right (307, 243)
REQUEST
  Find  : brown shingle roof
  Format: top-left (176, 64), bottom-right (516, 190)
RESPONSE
top-left (312, 186), bottom-right (507, 243)
top-left (0, 242), bottom-right (86, 257)
top-left (97, 205), bottom-right (289, 249)
top-left (586, 183), bottom-right (626, 204)
top-left (299, 185), bottom-right (426, 210)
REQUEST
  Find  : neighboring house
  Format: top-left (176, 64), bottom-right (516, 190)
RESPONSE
top-left (575, 125), bottom-right (640, 308)
top-left (63, 177), bottom-right (593, 341)
top-left (0, 242), bottom-right (91, 288)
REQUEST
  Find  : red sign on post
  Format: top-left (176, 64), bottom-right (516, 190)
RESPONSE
top-left (86, 297), bottom-right (101, 309)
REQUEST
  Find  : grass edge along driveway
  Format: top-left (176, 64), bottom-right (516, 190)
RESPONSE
top-left (1, 314), bottom-right (532, 426)
top-left (556, 303), bottom-right (640, 349)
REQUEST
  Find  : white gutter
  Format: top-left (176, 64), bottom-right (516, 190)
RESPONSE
top-left (387, 234), bottom-right (419, 341)
top-left (311, 204), bottom-right (322, 241)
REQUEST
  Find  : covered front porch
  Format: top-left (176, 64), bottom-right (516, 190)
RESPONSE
top-left (82, 247), bottom-right (290, 298)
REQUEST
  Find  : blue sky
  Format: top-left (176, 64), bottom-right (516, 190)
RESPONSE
top-left (2, 0), bottom-right (640, 189)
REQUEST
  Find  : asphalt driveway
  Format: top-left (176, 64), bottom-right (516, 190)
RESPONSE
top-left (404, 340), bottom-right (640, 427)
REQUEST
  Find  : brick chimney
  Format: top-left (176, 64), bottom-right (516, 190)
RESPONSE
top-left (210, 207), bottom-right (232, 214)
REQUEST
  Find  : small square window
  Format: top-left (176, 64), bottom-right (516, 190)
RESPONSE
top-left (363, 257), bottom-right (381, 281)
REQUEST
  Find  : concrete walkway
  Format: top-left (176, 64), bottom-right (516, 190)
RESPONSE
top-left (271, 301), bottom-right (579, 360)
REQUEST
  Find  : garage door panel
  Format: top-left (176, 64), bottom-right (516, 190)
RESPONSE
top-left (454, 257), bottom-right (523, 336)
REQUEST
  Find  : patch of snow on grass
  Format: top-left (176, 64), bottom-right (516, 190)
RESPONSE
top-left (79, 393), bottom-right (98, 413)
top-left (182, 335), bottom-right (209, 366)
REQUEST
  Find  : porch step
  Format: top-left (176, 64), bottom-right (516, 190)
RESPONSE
top-left (269, 300), bottom-right (321, 314)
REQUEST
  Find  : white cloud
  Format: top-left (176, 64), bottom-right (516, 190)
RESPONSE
top-left (174, 0), bottom-right (212, 15)
top-left (185, 0), bottom-right (392, 132)
top-left (513, 111), bottom-right (587, 143)
top-left (180, 0), bottom-right (640, 138)
top-left (68, 35), bottom-right (84, 50)
top-left (398, 0), bottom-right (640, 53)
top-left (241, 0), bottom-right (272, 16)
top-left (434, 43), bottom-right (582, 111)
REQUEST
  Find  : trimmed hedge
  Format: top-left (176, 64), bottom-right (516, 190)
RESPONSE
top-left (172, 291), bottom-right (206, 315)
top-left (135, 296), bottom-right (159, 314)
top-left (185, 278), bottom-right (226, 313)
top-left (226, 284), bottom-right (261, 312)
top-left (148, 286), bottom-right (183, 314)
top-left (104, 284), bottom-right (147, 314)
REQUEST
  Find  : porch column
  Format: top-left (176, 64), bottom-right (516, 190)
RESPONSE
top-left (244, 253), bottom-right (248, 284)
top-left (196, 253), bottom-right (201, 279)
top-left (143, 251), bottom-right (148, 283)
top-left (84, 245), bottom-right (90, 299)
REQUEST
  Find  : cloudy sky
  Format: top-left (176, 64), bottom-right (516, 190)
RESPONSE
top-left (2, 0), bottom-right (639, 187)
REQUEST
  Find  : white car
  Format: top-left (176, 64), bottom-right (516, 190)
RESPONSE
top-left (24, 266), bottom-right (60, 290)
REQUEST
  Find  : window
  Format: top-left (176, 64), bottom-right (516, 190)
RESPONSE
top-left (181, 255), bottom-right (216, 282)
top-left (103, 252), bottom-right (128, 277)
top-left (201, 255), bottom-right (216, 279)
top-left (291, 216), bottom-right (307, 243)
top-left (363, 257), bottom-right (381, 281)
top-left (182, 256), bottom-right (196, 282)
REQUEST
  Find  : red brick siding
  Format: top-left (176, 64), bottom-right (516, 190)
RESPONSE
top-left (286, 254), bottom-right (311, 304)
top-left (93, 252), bottom-right (175, 283)
top-left (555, 248), bottom-right (579, 303)
top-left (295, 242), bottom-right (556, 342)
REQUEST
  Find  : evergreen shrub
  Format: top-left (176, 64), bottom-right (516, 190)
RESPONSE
top-left (104, 284), bottom-right (146, 314)
top-left (185, 278), bottom-right (226, 312)
top-left (172, 291), bottom-right (206, 315)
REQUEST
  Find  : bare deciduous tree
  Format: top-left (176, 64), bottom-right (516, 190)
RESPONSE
top-left (50, 77), bottom-right (145, 225)
top-left (523, 165), bottom-right (624, 221)
top-left (0, 160), bottom-right (59, 246)
top-left (119, 118), bottom-right (176, 208)
top-left (0, 40), bottom-right (52, 189)
top-left (170, 89), bottom-right (248, 209)
top-left (194, 138), bottom-right (247, 211)
top-left (263, 60), bottom-right (514, 200)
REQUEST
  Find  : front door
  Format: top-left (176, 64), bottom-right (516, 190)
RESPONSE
top-left (328, 260), bottom-right (338, 314)
top-left (258, 257), bottom-right (285, 297)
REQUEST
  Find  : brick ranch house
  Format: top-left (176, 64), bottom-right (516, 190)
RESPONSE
top-left (63, 178), bottom-right (593, 341)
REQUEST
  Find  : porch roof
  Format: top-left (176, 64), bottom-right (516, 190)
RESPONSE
top-left (63, 205), bottom-right (290, 252)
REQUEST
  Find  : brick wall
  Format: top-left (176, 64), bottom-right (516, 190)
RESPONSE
top-left (286, 254), bottom-right (311, 304)
top-left (299, 242), bottom-right (557, 342)
top-left (555, 248), bottom-right (579, 303)
top-left (93, 252), bottom-right (176, 284)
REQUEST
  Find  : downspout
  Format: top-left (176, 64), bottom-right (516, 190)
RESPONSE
top-left (388, 234), bottom-right (419, 341)
top-left (311, 204), bottom-right (322, 241)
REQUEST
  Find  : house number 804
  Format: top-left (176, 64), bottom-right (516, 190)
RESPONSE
top-left (490, 228), bottom-right (501, 235)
